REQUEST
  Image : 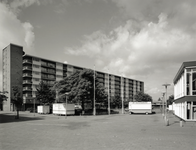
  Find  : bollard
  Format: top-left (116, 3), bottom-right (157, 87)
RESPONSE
top-left (180, 120), bottom-right (183, 127)
top-left (164, 116), bottom-right (169, 126)
top-left (162, 113), bottom-right (165, 118)
top-left (165, 118), bottom-right (169, 126)
top-left (166, 119), bottom-right (169, 126)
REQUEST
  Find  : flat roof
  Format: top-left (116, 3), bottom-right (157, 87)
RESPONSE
top-left (173, 61), bottom-right (196, 83)
top-left (3, 43), bottom-right (23, 50)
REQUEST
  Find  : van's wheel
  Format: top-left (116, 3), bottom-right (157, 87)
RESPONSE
top-left (129, 112), bottom-right (132, 115)
top-left (146, 112), bottom-right (148, 115)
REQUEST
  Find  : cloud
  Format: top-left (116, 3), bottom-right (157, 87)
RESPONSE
top-left (64, 8), bottom-right (196, 100)
top-left (10, 0), bottom-right (40, 13)
top-left (22, 22), bottom-right (35, 48)
top-left (112, 0), bottom-right (196, 34)
top-left (0, 1), bottom-right (36, 50)
top-left (0, 1), bottom-right (37, 90)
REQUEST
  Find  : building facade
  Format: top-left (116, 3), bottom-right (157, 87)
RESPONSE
top-left (2, 43), bottom-right (144, 111)
top-left (173, 61), bottom-right (196, 121)
top-left (2, 44), bottom-right (24, 111)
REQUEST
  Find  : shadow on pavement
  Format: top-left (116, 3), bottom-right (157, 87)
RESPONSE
top-left (0, 113), bottom-right (44, 124)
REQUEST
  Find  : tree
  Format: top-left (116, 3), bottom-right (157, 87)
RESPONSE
top-left (12, 86), bottom-right (23, 119)
top-left (112, 95), bottom-right (122, 109)
top-left (0, 91), bottom-right (8, 103)
top-left (52, 69), bottom-right (108, 111)
top-left (167, 95), bottom-right (174, 106)
top-left (0, 91), bottom-right (8, 110)
top-left (36, 81), bottom-right (55, 105)
top-left (134, 91), bottom-right (153, 102)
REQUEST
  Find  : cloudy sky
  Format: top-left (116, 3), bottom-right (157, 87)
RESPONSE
top-left (0, 0), bottom-right (196, 101)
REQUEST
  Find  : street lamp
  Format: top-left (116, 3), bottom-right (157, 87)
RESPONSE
top-left (162, 83), bottom-right (170, 114)
top-left (162, 83), bottom-right (170, 126)
top-left (93, 65), bottom-right (96, 116)
top-left (162, 92), bottom-right (165, 117)
top-left (121, 75), bottom-right (124, 114)
top-left (108, 69), bottom-right (110, 115)
top-left (34, 98), bottom-right (35, 116)
top-left (65, 92), bottom-right (69, 118)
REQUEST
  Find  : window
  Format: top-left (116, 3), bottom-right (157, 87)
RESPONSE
top-left (33, 64), bottom-right (39, 68)
top-left (33, 72), bottom-right (39, 75)
top-left (186, 73), bottom-right (190, 95)
top-left (193, 72), bottom-right (196, 95)
top-left (41, 61), bottom-right (47, 66)
top-left (48, 63), bottom-right (55, 68)
top-left (41, 67), bottom-right (47, 72)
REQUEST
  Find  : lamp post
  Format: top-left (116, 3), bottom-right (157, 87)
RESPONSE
top-left (34, 98), bottom-right (35, 116)
top-left (162, 84), bottom-right (170, 114)
top-left (162, 83), bottom-right (170, 126)
top-left (65, 92), bottom-right (69, 118)
top-left (93, 65), bottom-right (96, 116)
top-left (121, 75), bottom-right (124, 114)
top-left (108, 69), bottom-right (110, 115)
top-left (162, 93), bottom-right (165, 117)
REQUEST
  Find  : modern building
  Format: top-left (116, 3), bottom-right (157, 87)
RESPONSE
top-left (2, 43), bottom-right (144, 111)
top-left (173, 61), bottom-right (196, 121)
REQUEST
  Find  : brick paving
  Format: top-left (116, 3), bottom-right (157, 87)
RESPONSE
top-left (0, 110), bottom-right (196, 150)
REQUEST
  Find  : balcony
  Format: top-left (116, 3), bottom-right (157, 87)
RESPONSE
top-left (23, 80), bottom-right (32, 84)
top-left (41, 62), bottom-right (55, 68)
top-left (97, 73), bottom-right (104, 78)
top-left (23, 59), bottom-right (32, 64)
top-left (24, 94), bottom-right (33, 98)
top-left (41, 76), bottom-right (55, 81)
top-left (41, 69), bottom-right (55, 74)
top-left (23, 66), bottom-right (32, 70)
top-left (23, 73), bottom-right (32, 77)
top-left (23, 87), bottom-right (32, 91)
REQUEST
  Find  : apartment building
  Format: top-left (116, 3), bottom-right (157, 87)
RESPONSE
top-left (2, 44), bottom-right (24, 111)
top-left (2, 43), bottom-right (144, 111)
top-left (173, 61), bottom-right (196, 121)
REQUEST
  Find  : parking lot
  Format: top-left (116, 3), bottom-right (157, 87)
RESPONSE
top-left (0, 110), bottom-right (196, 150)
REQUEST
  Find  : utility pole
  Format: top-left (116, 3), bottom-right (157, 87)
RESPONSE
top-left (93, 65), bottom-right (96, 116)
top-left (121, 75), bottom-right (124, 114)
top-left (108, 69), bottom-right (110, 115)
top-left (162, 83), bottom-right (170, 114)
top-left (65, 92), bottom-right (69, 119)
top-left (162, 92), bottom-right (165, 117)
top-left (162, 83), bottom-right (170, 126)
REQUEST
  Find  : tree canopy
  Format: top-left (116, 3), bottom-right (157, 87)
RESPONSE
top-left (12, 86), bottom-right (23, 119)
top-left (134, 91), bottom-right (153, 102)
top-left (112, 95), bottom-right (122, 108)
top-left (36, 81), bottom-right (55, 105)
top-left (12, 86), bottom-right (23, 106)
top-left (0, 91), bottom-right (8, 103)
top-left (52, 69), bottom-right (107, 110)
top-left (167, 95), bottom-right (174, 106)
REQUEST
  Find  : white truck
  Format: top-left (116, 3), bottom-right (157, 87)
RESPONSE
top-left (129, 102), bottom-right (152, 114)
top-left (53, 103), bottom-right (75, 115)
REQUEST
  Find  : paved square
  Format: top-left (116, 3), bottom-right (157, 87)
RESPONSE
top-left (0, 110), bottom-right (196, 150)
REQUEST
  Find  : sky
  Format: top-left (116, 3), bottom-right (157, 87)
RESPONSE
top-left (0, 0), bottom-right (196, 101)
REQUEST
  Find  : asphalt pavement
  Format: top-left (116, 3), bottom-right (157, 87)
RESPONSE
top-left (0, 110), bottom-right (196, 150)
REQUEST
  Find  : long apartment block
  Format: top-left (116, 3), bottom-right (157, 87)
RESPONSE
top-left (2, 43), bottom-right (144, 111)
